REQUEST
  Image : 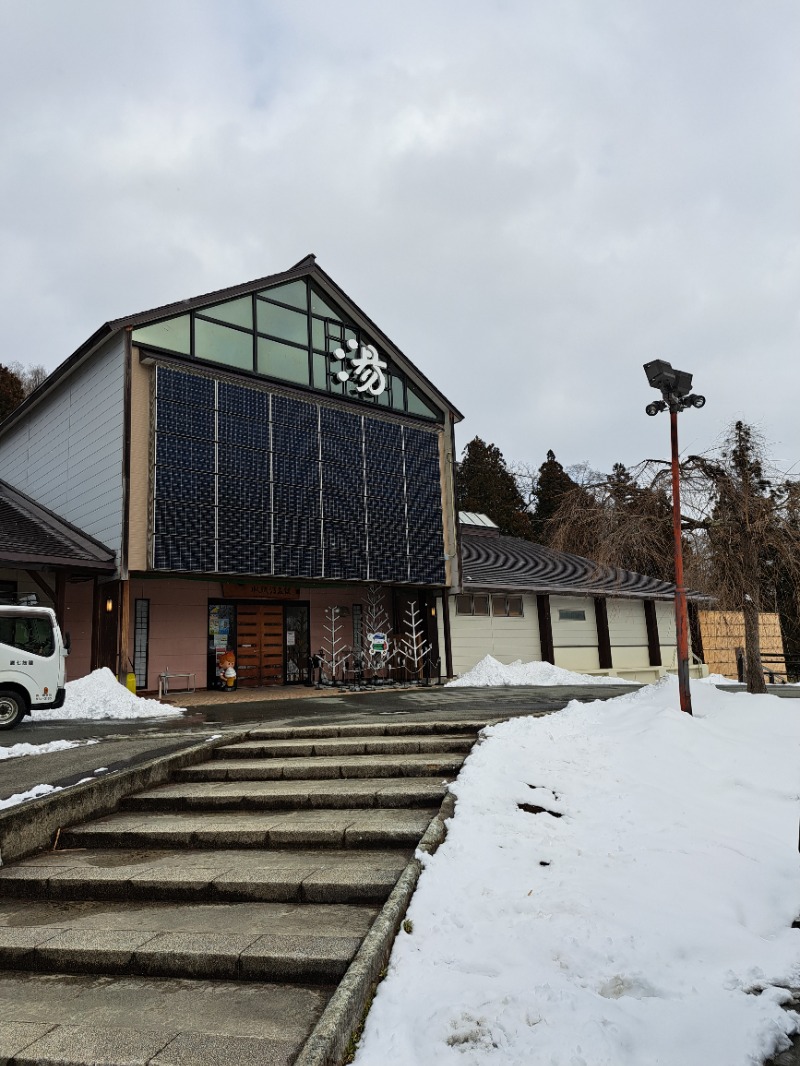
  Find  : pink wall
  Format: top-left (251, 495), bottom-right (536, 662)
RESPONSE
top-left (63, 578), bottom-right (94, 682)
top-left (127, 578), bottom-right (222, 691)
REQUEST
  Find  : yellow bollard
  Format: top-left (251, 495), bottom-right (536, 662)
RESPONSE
top-left (125, 673), bottom-right (137, 693)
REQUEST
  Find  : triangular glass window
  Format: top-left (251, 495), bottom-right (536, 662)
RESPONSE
top-left (406, 383), bottom-right (440, 420)
top-left (310, 288), bottom-right (342, 321)
top-left (132, 314), bottom-right (191, 355)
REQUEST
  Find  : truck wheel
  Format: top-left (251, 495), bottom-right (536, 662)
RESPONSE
top-left (0, 690), bottom-right (25, 730)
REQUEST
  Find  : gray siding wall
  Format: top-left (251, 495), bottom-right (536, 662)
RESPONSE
top-left (0, 334), bottom-right (125, 555)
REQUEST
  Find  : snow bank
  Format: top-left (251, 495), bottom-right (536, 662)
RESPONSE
top-left (699, 672), bottom-right (737, 684)
top-left (35, 668), bottom-right (184, 720)
top-left (447, 653), bottom-right (635, 687)
top-left (0, 739), bottom-right (96, 760)
top-left (354, 676), bottom-right (800, 1066)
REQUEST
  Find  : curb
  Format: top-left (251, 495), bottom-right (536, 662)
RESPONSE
top-left (0, 731), bottom-right (247, 865)
top-left (294, 790), bottom-right (457, 1066)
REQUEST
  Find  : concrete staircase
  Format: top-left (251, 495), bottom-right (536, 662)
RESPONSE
top-left (0, 722), bottom-right (481, 1065)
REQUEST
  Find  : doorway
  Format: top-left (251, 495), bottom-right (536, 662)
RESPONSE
top-left (236, 604), bottom-right (284, 686)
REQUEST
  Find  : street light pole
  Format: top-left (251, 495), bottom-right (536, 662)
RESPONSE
top-left (643, 360), bottom-right (705, 716)
top-left (669, 407), bottom-right (692, 714)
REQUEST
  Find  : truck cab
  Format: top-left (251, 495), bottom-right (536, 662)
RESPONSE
top-left (0, 605), bottom-right (68, 729)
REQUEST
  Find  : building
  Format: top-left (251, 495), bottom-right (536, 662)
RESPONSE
top-left (0, 256), bottom-right (462, 690)
top-left (439, 513), bottom-right (708, 682)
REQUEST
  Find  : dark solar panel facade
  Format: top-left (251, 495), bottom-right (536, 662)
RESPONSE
top-left (152, 365), bottom-right (445, 584)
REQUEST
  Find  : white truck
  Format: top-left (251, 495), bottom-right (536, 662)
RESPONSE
top-left (0, 605), bottom-right (69, 730)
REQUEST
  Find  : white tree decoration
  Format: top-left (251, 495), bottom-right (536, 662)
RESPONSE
top-left (400, 600), bottom-right (431, 681)
top-left (362, 585), bottom-right (394, 678)
top-left (321, 606), bottom-right (347, 683)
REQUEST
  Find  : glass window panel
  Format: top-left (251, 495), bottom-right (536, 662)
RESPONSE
top-left (257, 336), bottom-right (310, 385)
top-left (313, 352), bottom-right (330, 390)
top-left (507, 596), bottom-right (524, 617)
top-left (132, 315), bottom-right (191, 355)
top-left (455, 594), bottom-right (472, 616)
top-left (195, 318), bottom-right (254, 370)
top-left (492, 595), bottom-right (507, 617)
top-left (310, 288), bottom-right (341, 319)
top-left (199, 296), bottom-right (252, 329)
top-left (406, 384), bottom-right (439, 419)
top-left (311, 317), bottom-right (325, 349)
top-left (558, 608), bottom-right (586, 621)
top-left (258, 279), bottom-right (307, 310)
top-left (257, 301), bottom-right (308, 346)
top-left (391, 373), bottom-right (405, 410)
top-left (472, 594), bottom-right (490, 616)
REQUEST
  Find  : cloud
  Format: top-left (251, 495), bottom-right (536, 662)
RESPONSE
top-left (0, 0), bottom-right (798, 473)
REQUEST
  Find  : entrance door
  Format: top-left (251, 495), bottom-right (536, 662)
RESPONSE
top-left (236, 605), bottom-right (284, 686)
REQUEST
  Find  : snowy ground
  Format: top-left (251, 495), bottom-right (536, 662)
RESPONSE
top-left (0, 738), bottom-right (96, 760)
top-left (35, 668), bottom-right (184, 721)
top-left (354, 677), bottom-right (800, 1066)
top-left (447, 654), bottom-right (636, 687)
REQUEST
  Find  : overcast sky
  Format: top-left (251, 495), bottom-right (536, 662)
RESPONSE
top-left (1, 0), bottom-right (798, 477)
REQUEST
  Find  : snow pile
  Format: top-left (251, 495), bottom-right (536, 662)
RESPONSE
top-left (0, 739), bottom-right (96, 760)
top-left (0, 783), bottom-right (62, 809)
top-left (354, 677), bottom-right (800, 1066)
top-left (447, 653), bottom-right (635, 687)
top-left (699, 672), bottom-right (736, 684)
top-left (36, 668), bottom-right (184, 720)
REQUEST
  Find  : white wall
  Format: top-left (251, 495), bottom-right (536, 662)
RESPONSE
top-left (655, 599), bottom-right (680, 668)
top-left (606, 597), bottom-right (651, 671)
top-left (437, 592), bottom-right (541, 676)
top-left (550, 595), bottom-right (600, 672)
top-left (0, 335), bottom-right (125, 555)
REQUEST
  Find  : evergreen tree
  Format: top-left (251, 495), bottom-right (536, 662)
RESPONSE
top-left (531, 450), bottom-right (584, 543)
top-left (0, 363), bottom-right (25, 422)
top-left (456, 437), bottom-right (534, 539)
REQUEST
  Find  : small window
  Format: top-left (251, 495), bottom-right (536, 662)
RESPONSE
top-left (472, 595), bottom-right (489, 616)
top-left (492, 595), bottom-right (506, 616)
top-left (559, 608), bottom-right (586, 621)
top-left (507, 596), bottom-right (524, 617)
top-left (455, 594), bottom-right (473, 615)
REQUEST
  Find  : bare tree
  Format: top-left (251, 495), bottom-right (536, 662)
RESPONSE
top-left (7, 362), bottom-right (48, 397)
top-left (548, 423), bottom-right (800, 693)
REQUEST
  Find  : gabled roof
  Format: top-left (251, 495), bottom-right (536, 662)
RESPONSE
top-left (460, 528), bottom-right (697, 601)
top-left (0, 480), bottom-right (116, 571)
top-left (1, 255), bottom-right (463, 435)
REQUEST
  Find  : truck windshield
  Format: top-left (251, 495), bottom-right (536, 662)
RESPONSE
top-left (0, 616), bottom-right (55, 658)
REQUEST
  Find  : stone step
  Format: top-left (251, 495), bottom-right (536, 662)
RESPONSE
top-left (179, 752), bottom-right (465, 781)
top-left (121, 776), bottom-right (450, 812)
top-left (215, 734), bottom-right (476, 758)
top-left (243, 721), bottom-right (484, 740)
top-left (60, 808), bottom-right (438, 850)
top-left (0, 898), bottom-right (376, 984)
top-left (0, 969), bottom-right (329, 1065)
top-left (0, 847), bottom-right (410, 905)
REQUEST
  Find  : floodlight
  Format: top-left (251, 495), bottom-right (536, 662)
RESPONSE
top-left (643, 360), bottom-right (693, 400)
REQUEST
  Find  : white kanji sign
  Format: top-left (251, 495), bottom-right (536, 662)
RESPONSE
top-left (330, 339), bottom-right (388, 396)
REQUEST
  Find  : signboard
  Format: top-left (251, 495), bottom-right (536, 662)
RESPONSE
top-left (367, 631), bottom-right (387, 655)
top-left (286, 631), bottom-right (296, 646)
top-left (221, 583), bottom-right (300, 600)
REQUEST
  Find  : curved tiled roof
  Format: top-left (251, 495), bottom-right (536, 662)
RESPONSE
top-left (461, 532), bottom-right (682, 600)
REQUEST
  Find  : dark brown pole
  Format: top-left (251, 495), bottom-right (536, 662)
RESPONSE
top-left (670, 408), bottom-right (692, 714)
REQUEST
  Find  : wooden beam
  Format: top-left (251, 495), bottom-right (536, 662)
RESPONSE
top-left (118, 579), bottom-right (131, 682)
top-left (644, 600), bottom-right (662, 667)
top-left (594, 598), bottom-right (613, 669)
top-left (54, 572), bottom-right (66, 631)
top-left (25, 570), bottom-right (55, 604)
top-left (537, 594), bottom-right (555, 664)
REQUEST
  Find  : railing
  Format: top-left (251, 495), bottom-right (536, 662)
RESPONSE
top-left (735, 648), bottom-right (800, 684)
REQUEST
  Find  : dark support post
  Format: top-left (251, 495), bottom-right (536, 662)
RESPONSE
top-left (594, 598), bottom-right (612, 670)
top-left (54, 572), bottom-right (66, 632)
top-left (537, 594), bottom-right (555, 664)
top-left (687, 601), bottom-right (704, 664)
top-left (670, 409), bottom-right (693, 714)
top-left (25, 570), bottom-right (55, 605)
top-left (441, 589), bottom-right (454, 679)
top-left (643, 600), bottom-right (662, 667)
